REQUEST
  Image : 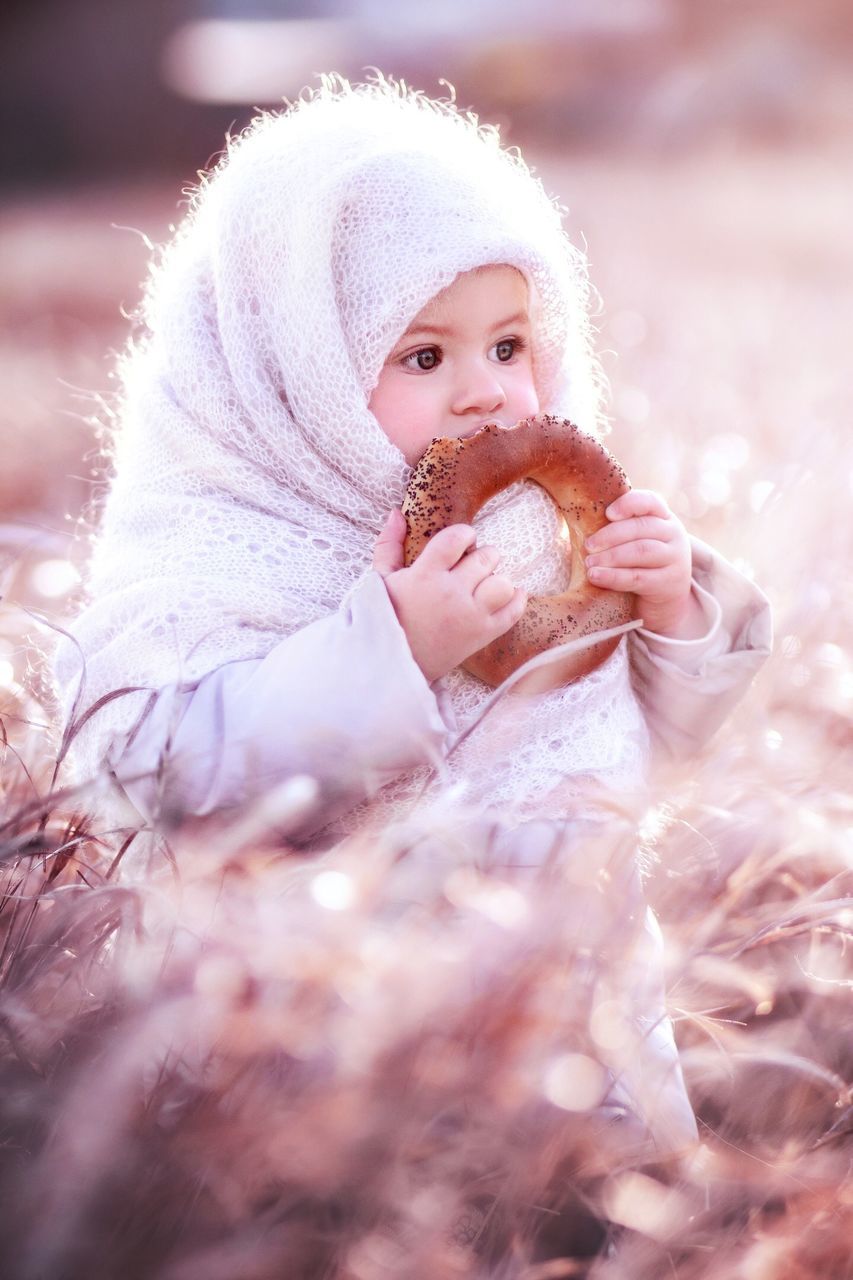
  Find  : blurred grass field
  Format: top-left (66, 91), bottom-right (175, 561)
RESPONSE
top-left (0, 139), bottom-right (851, 1277)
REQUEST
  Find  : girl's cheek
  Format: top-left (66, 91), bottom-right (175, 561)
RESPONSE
top-left (517, 374), bottom-right (540, 416)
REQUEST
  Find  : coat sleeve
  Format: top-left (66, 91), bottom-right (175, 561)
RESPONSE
top-left (108, 571), bottom-right (456, 838)
top-left (628, 537), bottom-right (772, 759)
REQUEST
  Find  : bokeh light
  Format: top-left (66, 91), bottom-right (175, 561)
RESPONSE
top-left (1, 3), bottom-right (852, 1276)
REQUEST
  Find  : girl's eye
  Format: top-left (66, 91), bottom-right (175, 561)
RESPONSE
top-left (402, 347), bottom-right (441, 372)
top-left (493, 338), bottom-right (520, 363)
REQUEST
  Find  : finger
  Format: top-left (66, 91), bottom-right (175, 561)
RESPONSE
top-left (452, 543), bottom-right (502, 590)
top-left (472, 572), bottom-right (516, 613)
top-left (416, 523), bottom-right (478, 572)
top-left (486, 586), bottom-right (528, 637)
top-left (585, 538), bottom-right (672, 571)
top-left (604, 489), bottom-right (670, 523)
top-left (585, 515), bottom-right (674, 553)
top-left (586, 564), bottom-right (681, 595)
top-left (372, 508), bottom-right (407, 577)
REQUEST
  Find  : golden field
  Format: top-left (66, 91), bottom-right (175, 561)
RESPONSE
top-left (0, 139), bottom-right (851, 1277)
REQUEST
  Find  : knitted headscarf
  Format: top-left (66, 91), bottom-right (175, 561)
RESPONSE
top-left (55, 78), bottom-right (645, 810)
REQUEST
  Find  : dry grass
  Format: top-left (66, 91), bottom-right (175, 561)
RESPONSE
top-left (0, 665), bottom-right (850, 1278)
top-left (1, 141), bottom-right (852, 1276)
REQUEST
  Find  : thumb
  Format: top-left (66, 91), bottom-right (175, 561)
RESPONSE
top-left (372, 508), bottom-right (407, 577)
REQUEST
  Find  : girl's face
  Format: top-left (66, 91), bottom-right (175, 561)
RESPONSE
top-left (369, 265), bottom-right (540, 465)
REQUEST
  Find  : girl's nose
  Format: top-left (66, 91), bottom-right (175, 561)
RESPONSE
top-left (451, 361), bottom-right (507, 417)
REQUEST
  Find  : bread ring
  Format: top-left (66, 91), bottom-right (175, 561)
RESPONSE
top-left (402, 414), bottom-right (635, 688)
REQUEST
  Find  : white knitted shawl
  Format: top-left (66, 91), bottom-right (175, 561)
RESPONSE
top-left (55, 79), bottom-right (646, 819)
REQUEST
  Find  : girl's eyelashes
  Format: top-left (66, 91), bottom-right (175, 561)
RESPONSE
top-left (400, 346), bottom-right (442, 372)
top-left (397, 335), bottom-right (527, 372)
top-left (491, 335), bottom-right (526, 363)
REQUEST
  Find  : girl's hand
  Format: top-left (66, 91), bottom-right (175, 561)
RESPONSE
top-left (584, 490), bottom-right (705, 639)
top-left (372, 509), bottom-right (527, 683)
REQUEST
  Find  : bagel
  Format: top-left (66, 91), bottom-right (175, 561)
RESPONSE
top-left (402, 414), bottom-right (635, 688)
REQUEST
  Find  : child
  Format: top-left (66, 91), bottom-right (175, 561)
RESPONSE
top-left (54, 78), bottom-right (771, 1156)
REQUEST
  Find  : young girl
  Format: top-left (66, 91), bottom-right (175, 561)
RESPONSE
top-left (53, 78), bottom-right (771, 1157)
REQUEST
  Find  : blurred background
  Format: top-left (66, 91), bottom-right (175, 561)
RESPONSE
top-left (1, 11), bottom-right (852, 1271)
top-left (1, 0), bottom-right (852, 694)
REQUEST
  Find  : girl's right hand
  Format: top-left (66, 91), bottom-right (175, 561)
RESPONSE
top-left (372, 508), bottom-right (527, 683)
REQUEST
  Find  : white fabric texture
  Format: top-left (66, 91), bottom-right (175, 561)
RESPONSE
top-left (109, 535), bottom-right (771, 839)
top-left (109, 536), bottom-right (771, 848)
top-left (111, 569), bottom-right (457, 835)
top-left (630, 537), bottom-right (773, 758)
top-left (53, 78), bottom-right (634, 805)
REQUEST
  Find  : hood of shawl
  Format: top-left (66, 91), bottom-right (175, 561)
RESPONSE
top-left (147, 83), bottom-right (604, 529)
top-left (54, 81), bottom-right (608, 782)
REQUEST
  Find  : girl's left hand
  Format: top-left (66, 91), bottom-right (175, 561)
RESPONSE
top-left (584, 489), bottom-right (705, 639)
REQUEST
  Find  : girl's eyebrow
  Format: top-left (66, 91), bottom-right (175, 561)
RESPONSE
top-left (401, 310), bottom-right (531, 340)
top-left (489, 309), bottom-right (531, 332)
top-left (402, 322), bottom-right (453, 339)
